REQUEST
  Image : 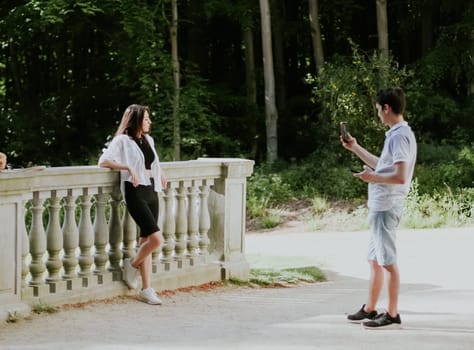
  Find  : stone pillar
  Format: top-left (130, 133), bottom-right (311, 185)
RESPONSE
top-left (93, 191), bottom-right (109, 277)
top-left (186, 181), bottom-right (199, 260)
top-left (108, 191), bottom-right (123, 280)
top-left (62, 191), bottom-right (80, 289)
top-left (174, 181), bottom-right (187, 264)
top-left (78, 190), bottom-right (94, 286)
top-left (45, 191), bottom-right (65, 292)
top-left (201, 159), bottom-right (254, 280)
top-left (0, 193), bottom-right (24, 304)
top-left (29, 193), bottom-right (46, 287)
top-left (122, 209), bottom-right (137, 259)
top-left (162, 186), bottom-right (176, 267)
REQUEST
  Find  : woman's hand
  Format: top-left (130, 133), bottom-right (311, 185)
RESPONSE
top-left (128, 167), bottom-right (139, 187)
top-left (160, 174), bottom-right (168, 189)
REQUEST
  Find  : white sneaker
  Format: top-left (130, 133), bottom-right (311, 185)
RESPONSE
top-left (138, 288), bottom-right (163, 305)
top-left (122, 258), bottom-right (138, 289)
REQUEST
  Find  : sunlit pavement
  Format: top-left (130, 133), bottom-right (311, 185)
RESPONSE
top-left (245, 226), bottom-right (474, 349)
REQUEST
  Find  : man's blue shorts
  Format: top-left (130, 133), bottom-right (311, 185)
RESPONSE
top-left (367, 206), bottom-right (403, 266)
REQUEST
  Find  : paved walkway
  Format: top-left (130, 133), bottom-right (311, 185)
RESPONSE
top-left (1, 226), bottom-right (473, 349)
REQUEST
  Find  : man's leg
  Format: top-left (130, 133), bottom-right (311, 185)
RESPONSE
top-left (366, 259), bottom-right (384, 312)
top-left (384, 264), bottom-right (400, 317)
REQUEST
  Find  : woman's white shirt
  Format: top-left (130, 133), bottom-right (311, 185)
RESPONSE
top-left (98, 134), bottom-right (163, 196)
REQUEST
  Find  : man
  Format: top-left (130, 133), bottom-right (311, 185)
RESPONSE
top-left (341, 87), bottom-right (417, 329)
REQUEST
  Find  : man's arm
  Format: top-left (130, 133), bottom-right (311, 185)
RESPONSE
top-left (341, 134), bottom-right (379, 169)
top-left (350, 143), bottom-right (379, 170)
top-left (356, 161), bottom-right (408, 184)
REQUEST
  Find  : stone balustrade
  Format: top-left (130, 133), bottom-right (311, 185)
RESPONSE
top-left (0, 158), bottom-right (254, 319)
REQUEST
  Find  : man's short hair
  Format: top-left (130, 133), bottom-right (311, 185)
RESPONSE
top-left (376, 88), bottom-right (406, 115)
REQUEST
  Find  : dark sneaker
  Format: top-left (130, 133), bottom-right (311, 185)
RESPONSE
top-left (363, 312), bottom-right (402, 329)
top-left (347, 304), bottom-right (378, 322)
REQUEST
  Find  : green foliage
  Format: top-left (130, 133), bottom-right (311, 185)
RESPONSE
top-left (155, 71), bottom-right (236, 160)
top-left (415, 144), bottom-right (474, 193)
top-left (247, 143), bottom-right (473, 230)
top-left (248, 155), bottom-right (367, 205)
top-left (310, 40), bottom-right (415, 155)
top-left (246, 164), bottom-right (294, 210)
top-left (401, 180), bottom-right (474, 229)
top-left (1, 1), bottom-right (473, 167)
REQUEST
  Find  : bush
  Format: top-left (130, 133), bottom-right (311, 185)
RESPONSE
top-left (415, 144), bottom-right (474, 193)
top-left (247, 150), bottom-right (474, 230)
top-left (401, 180), bottom-right (474, 228)
top-left (309, 39), bottom-right (415, 156)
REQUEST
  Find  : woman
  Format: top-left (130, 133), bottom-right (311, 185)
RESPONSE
top-left (0, 152), bottom-right (7, 170)
top-left (99, 104), bottom-right (167, 305)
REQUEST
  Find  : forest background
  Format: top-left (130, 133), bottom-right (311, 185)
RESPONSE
top-left (1, 0), bottom-right (473, 229)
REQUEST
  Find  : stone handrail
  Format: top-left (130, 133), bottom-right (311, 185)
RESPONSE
top-left (0, 158), bottom-right (254, 319)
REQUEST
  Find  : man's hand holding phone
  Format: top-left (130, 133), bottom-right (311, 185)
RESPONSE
top-left (340, 121), bottom-right (350, 142)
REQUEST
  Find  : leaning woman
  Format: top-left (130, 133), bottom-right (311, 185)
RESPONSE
top-left (98, 104), bottom-right (167, 305)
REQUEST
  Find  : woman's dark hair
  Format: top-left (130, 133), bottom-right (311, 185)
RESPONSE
top-left (376, 88), bottom-right (406, 115)
top-left (115, 104), bottom-right (150, 139)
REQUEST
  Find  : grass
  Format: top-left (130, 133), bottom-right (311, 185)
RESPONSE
top-left (31, 301), bottom-right (58, 315)
top-left (6, 311), bottom-right (20, 323)
top-left (249, 266), bottom-right (326, 286)
top-left (228, 255), bottom-right (327, 287)
top-left (229, 266), bottom-right (326, 287)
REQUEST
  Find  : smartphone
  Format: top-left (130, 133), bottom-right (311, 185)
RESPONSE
top-left (340, 121), bottom-right (350, 142)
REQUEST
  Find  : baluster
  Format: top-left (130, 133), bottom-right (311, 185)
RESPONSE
top-left (161, 186), bottom-right (176, 262)
top-left (62, 192), bottom-right (79, 280)
top-left (45, 191), bottom-right (63, 284)
top-left (93, 192), bottom-right (109, 274)
top-left (122, 208), bottom-right (137, 259)
top-left (174, 181), bottom-right (187, 262)
top-left (29, 192), bottom-right (46, 286)
top-left (186, 181), bottom-right (199, 258)
top-left (198, 180), bottom-right (211, 257)
top-left (108, 191), bottom-right (123, 276)
top-left (152, 194), bottom-right (164, 269)
top-left (78, 190), bottom-right (94, 282)
top-left (21, 200), bottom-right (30, 288)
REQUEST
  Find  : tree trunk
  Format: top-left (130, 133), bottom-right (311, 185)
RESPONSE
top-left (420, 0), bottom-right (434, 56)
top-left (376, 0), bottom-right (389, 83)
top-left (470, 29), bottom-right (474, 96)
top-left (308, 0), bottom-right (324, 71)
top-left (375, 0), bottom-right (389, 58)
top-left (259, 0), bottom-right (278, 163)
top-left (270, 0), bottom-right (287, 115)
top-left (243, 26), bottom-right (259, 159)
top-left (170, 0), bottom-right (181, 160)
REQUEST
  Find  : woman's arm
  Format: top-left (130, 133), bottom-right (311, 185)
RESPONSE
top-left (99, 159), bottom-right (129, 171)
